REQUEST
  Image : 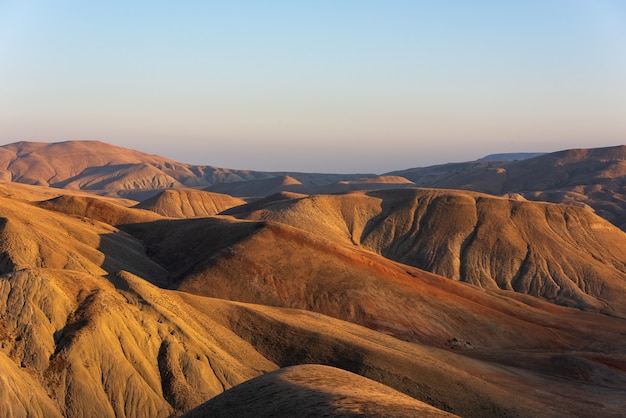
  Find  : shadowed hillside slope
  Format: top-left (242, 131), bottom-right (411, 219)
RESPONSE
top-left (226, 188), bottom-right (626, 316)
top-left (37, 195), bottom-right (164, 225)
top-left (0, 195), bottom-right (168, 284)
top-left (389, 145), bottom-right (626, 229)
top-left (182, 364), bottom-right (457, 418)
top-left (135, 188), bottom-right (245, 218)
top-left (5, 266), bottom-right (623, 417)
top-left (0, 269), bottom-right (277, 417)
top-left (180, 294), bottom-right (626, 418)
top-left (123, 215), bottom-right (626, 353)
top-left (0, 184), bottom-right (625, 416)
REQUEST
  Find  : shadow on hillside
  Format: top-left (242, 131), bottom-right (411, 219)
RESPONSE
top-left (185, 367), bottom-right (388, 418)
top-left (220, 305), bottom-right (365, 374)
top-left (98, 217), bottom-right (264, 287)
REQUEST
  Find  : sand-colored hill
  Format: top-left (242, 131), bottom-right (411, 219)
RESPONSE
top-left (0, 180), bottom-right (138, 206)
top-left (0, 194), bottom-right (167, 284)
top-left (0, 183), bottom-right (625, 416)
top-left (308, 175), bottom-right (416, 194)
top-left (182, 364), bottom-right (457, 417)
top-left (180, 294), bottom-right (626, 418)
top-left (122, 214), bottom-right (626, 354)
top-left (37, 194), bottom-right (164, 225)
top-left (4, 266), bottom-right (623, 417)
top-left (135, 188), bottom-right (246, 218)
top-left (0, 268), bottom-right (277, 417)
top-left (0, 141), bottom-right (372, 198)
top-left (206, 175), bottom-right (418, 197)
top-left (207, 175), bottom-right (304, 197)
top-left (389, 145), bottom-right (626, 229)
top-left (226, 188), bottom-right (626, 316)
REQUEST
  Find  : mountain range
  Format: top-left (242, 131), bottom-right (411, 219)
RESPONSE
top-left (0, 140), bottom-right (625, 417)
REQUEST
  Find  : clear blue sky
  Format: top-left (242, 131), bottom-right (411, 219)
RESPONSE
top-left (1, 1), bottom-right (625, 173)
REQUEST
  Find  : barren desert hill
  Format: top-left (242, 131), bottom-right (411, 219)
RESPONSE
top-left (4, 140), bottom-right (626, 229)
top-left (207, 174), bottom-right (418, 197)
top-left (207, 175), bottom-right (304, 197)
top-left (225, 188), bottom-right (626, 316)
top-left (0, 194), bottom-right (169, 285)
top-left (307, 175), bottom-right (417, 194)
top-left (5, 265), bottom-right (617, 418)
top-left (121, 210), bottom-right (626, 354)
top-left (388, 145), bottom-right (626, 229)
top-left (0, 180), bottom-right (138, 206)
top-left (135, 188), bottom-right (246, 218)
top-left (0, 182), bottom-right (626, 416)
top-left (0, 140), bottom-right (373, 198)
top-left (37, 194), bottom-right (164, 225)
top-left (182, 364), bottom-right (457, 418)
top-left (476, 152), bottom-right (545, 162)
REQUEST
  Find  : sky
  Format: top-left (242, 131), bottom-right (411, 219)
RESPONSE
top-left (0, 1), bottom-right (625, 173)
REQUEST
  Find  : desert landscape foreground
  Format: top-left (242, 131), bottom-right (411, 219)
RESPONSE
top-left (1, 141), bottom-right (626, 417)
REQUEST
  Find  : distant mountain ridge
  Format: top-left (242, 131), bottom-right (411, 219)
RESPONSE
top-left (2, 140), bottom-right (626, 229)
top-left (0, 141), bottom-right (372, 199)
top-left (388, 145), bottom-right (626, 229)
top-left (0, 148), bottom-right (625, 416)
top-left (476, 152), bottom-right (545, 162)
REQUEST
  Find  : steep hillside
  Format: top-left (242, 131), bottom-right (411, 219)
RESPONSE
top-left (135, 188), bottom-right (245, 218)
top-left (0, 195), bottom-right (167, 283)
top-left (5, 267), bottom-right (623, 417)
top-left (0, 269), bottom-right (277, 417)
top-left (123, 214), bottom-right (626, 352)
top-left (0, 183), bottom-right (625, 416)
top-left (389, 145), bottom-right (626, 228)
top-left (226, 188), bottom-right (626, 316)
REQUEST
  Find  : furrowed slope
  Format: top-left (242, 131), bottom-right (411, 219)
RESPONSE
top-left (0, 269), bottom-right (277, 417)
top-left (5, 267), bottom-right (623, 418)
top-left (181, 294), bottom-right (626, 418)
top-left (226, 188), bottom-right (626, 316)
top-left (136, 188), bottom-right (245, 218)
top-left (0, 185), bottom-right (625, 417)
top-left (0, 194), bottom-right (168, 284)
top-left (389, 145), bottom-right (626, 229)
top-left (123, 215), bottom-right (626, 353)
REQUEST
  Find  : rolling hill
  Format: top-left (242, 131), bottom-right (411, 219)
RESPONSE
top-left (135, 188), bottom-right (246, 218)
top-left (389, 145), bottom-right (626, 229)
top-left (224, 188), bottom-right (626, 316)
top-left (1, 141), bottom-right (626, 417)
top-left (0, 141), bottom-right (372, 199)
top-left (1, 183), bottom-right (624, 416)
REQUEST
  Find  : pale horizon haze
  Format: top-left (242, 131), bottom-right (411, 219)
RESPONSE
top-left (1, 1), bottom-right (625, 173)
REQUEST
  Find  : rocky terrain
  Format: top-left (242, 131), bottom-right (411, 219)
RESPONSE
top-left (0, 140), bottom-right (625, 417)
top-left (389, 145), bottom-right (626, 229)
